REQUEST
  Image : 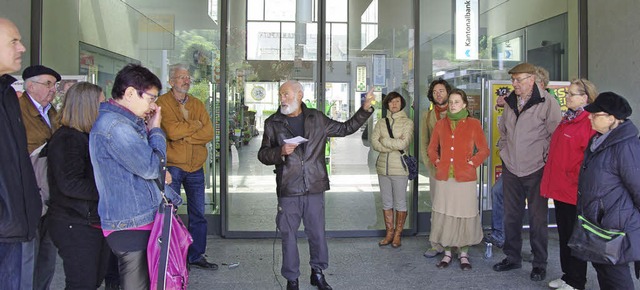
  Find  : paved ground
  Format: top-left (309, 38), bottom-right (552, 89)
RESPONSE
top-left (50, 231), bottom-right (640, 289)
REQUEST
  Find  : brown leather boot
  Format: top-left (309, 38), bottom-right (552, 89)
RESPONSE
top-left (378, 209), bottom-right (395, 246)
top-left (391, 211), bottom-right (407, 248)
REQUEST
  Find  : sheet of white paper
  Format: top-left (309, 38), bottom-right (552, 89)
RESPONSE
top-left (284, 136), bottom-right (308, 144)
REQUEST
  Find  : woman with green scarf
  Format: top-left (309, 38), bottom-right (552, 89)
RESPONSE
top-left (427, 88), bottom-right (489, 271)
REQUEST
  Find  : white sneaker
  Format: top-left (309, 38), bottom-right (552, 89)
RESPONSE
top-left (557, 284), bottom-right (578, 290)
top-left (548, 278), bottom-right (565, 288)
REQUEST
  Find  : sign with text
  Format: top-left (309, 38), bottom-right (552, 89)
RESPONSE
top-left (356, 65), bottom-right (367, 92)
top-left (455, 0), bottom-right (478, 60)
top-left (372, 54), bottom-right (386, 86)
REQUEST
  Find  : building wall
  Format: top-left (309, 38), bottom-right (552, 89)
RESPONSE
top-left (588, 1), bottom-right (640, 126)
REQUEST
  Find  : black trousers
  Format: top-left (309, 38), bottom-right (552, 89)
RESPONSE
top-left (554, 200), bottom-right (587, 289)
top-left (592, 262), bottom-right (635, 289)
top-left (48, 218), bottom-right (110, 290)
top-left (111, 250), bottom-right (149, 290)
top-left (502, 166), bottom-right (548, 268)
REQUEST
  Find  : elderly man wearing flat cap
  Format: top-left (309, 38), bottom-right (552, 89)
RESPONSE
top-left (577, 92), bottom-right (640, 289)
top-left (492, 62), bottom-right (562, 282)
top-left (18, 64), bottom-right (61, 290)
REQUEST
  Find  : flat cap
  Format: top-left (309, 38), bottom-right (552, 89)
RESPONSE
top-left (508, 63), bottom-right (536, 75)
top-left (584, 91), bottom-right (632, 120)
top-left (22, 65), bottom-right (61, 82)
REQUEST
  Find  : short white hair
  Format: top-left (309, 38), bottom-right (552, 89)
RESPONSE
top-left (168, 63), bottom-right (189, 79)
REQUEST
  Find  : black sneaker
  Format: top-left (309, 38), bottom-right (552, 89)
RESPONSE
top-left (287, 279), bottom-right (299, 290)
top-left (189, 257), bottom-right (219, 270)
top-left (530, 267), bottom-right (546, 281)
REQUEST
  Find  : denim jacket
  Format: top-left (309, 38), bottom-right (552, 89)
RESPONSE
top-left (90, 102), bottom-right (167, 231)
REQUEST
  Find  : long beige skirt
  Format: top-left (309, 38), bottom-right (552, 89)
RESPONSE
top-left (428, 178), bottom-right (483, 248)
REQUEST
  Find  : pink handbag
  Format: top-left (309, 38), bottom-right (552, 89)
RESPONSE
top-left (147, 197), bottom-right (193, 290)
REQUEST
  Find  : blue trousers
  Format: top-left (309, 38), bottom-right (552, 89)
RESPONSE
top-left (0, 241), bottom-right (22, 289)
top-left (277, 193), bottom-right (328, 281)
top-left (167, 166), bottom-right (208, 263)
top-left (21, 216), bottom-right (57, 290)
top-left (490, 176), bottom-right (504, 243)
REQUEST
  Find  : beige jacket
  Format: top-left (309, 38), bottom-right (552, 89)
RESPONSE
top-left (419, 106), bottom-right (446, 175)
top-left (498, 85), bottom-right (561, 177)
top-left (372, 110), bottom-right (414, 176)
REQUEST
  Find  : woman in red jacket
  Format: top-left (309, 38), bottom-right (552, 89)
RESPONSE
top-left (428, 89), bottom-right (489, 271)
top-left (540, 79), bottom-right (597, 290)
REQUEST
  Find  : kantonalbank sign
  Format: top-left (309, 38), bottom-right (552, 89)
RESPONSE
top-left (455, 0), bottom-right (478, 60)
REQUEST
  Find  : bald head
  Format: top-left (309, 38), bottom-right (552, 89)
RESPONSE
top-left (279, 80), bottom-right (304, 116)
top-left (0, 18), bottom-right (26, 75)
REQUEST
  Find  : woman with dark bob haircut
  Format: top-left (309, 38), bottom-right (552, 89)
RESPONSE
top-left (47, 82), bottom-right (109, 289)
top-left (371, 91), bottom-right (414, 248)
top-left (90, 64), bottom-right (180, 289)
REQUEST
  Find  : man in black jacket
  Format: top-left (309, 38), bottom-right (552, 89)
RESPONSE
top-left (0, 18), bottom-right (42, 289)
top-left (258, 81), bottom-right (374, 290)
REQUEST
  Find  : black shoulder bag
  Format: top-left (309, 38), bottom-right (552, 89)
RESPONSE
top-left (385, 118), bottom-right (417, 180)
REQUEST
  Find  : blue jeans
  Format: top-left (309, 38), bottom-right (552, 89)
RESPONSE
top-left (167, 166), bottom-right (207, 263)
top-left (0, 241), bottom-right (22, 289)
top-left (490, 177), bottom-right (504, 243)
top-left (21, 218), bottom-right (57, 290)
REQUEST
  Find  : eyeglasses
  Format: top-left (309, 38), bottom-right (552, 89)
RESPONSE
top-left (566, 91), bottom-right (585, 97)
top-left (590, 112), bottom-right (609, 118)
top-left (510, 75), bottom-right (533, 84)
top-left (138, 91), bottom-right (158, 103)
top-left (32, 80), bottom-right (59, 89)
top-left (173, 75), bottom-right (192, 82)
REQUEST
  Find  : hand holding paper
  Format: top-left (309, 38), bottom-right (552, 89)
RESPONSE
top-left (284, 136), bottom-right (308, 144)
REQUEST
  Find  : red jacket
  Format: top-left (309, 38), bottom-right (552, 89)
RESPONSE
top-left (540, 111), bottom-right (595, 205)
top-left (428, 116), bottom-right (489, 182)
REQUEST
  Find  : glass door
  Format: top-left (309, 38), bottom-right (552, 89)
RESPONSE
top-left (225, 0), bottom-right (417, 237)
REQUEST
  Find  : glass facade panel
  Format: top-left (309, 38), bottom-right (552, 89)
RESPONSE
top-left (27, 0), bottom-right (576, 237)
top-left (40, 0), bottom-right (222, 217)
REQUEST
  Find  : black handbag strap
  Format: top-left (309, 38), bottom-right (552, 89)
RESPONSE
top-left (384, 118), bottom-right (405, 155)
top-left (157, 202), bottom-right (172, 290)
top-left (152, 150), bottom-right (167, 193)
top-left (152, 150), bottom-right (172, 290)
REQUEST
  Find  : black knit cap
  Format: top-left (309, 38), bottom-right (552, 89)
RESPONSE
top-left (22, 65), bottom-right (61, 82)
top-left (584, 91), bottom-right (632, 120)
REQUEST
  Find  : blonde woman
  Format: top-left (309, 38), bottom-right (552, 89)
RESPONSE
top-left (541, 79), bottom-right (597, 290)
top-left (47, 82), bottom-right (109, 289)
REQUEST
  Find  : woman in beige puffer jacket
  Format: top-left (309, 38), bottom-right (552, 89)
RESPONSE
top-left (371, 92), bottom-right (414, 248)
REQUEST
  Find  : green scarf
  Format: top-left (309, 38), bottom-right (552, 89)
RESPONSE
top-left (447, 109), bottom-right (469, 121)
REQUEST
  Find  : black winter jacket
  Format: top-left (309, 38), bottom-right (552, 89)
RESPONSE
top-left (47, 126), bottom-right (101, 225)
top-left (577, 120), bottom-right (640, 264)
top-left (258, 103), bottom-right (372, 197)
top-left (0, 74), bottom-right (41, 242)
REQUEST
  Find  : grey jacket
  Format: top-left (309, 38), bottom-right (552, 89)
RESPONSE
top-left (498, 85), bottom-right (561, 177)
